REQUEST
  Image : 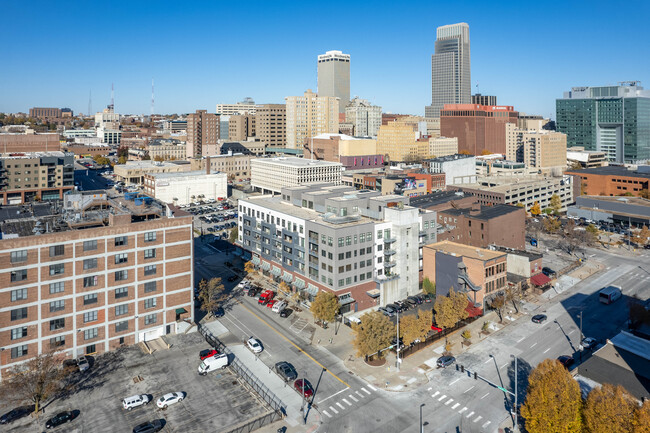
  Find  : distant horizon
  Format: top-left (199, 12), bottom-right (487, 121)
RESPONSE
top-left (1, 0), bottom-right (648, 120)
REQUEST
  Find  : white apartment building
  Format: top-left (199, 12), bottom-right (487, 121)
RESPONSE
top-left (345, 97), bottom-right (382, 137)
top-left (426, 154), bottom-right (477, 185)
top-left (429, 136), bottom-right (459, 157)
top-left (215, 98), bottom-right (257, 116)
top-left (144, 171), bottom-right (228, 205)
top-left (285, 90), bottom-right (339, 150)
top-left (250, 157), bottom-right (342, 194)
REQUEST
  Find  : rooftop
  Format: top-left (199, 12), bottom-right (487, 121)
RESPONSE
top-left (251, 157), bottom-right (342, 168)
top-left (493, 246), bottom-right (543, 261)
top-left (423, 240), bottom-right (506, 261)
top-left (148, 170), bottom-right (225, 179)
top-left (566, 165), bottom-right (650, 179)
top-left (424, 154), bottom-right (475, 163)
top-left (0, 151), bottom-right (69, 159)
top-left (441, 204), bottom-right (523, 220)
top-left (121, 160), bottom-right (190, 169)
top-left (578, 195), bottom-right (650, 207)
top-left (312, 133), bottom-right (366, 141)
top-left (410, 191), bottom-right (470, 209)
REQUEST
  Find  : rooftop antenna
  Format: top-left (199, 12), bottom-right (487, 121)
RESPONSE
top-left (110, 83), bottom-right (114, 110)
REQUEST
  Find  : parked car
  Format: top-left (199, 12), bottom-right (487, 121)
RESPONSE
top-left (294, 378), bottom-right (314, 398)
top-left (46, 411), bottom-right (77, 429)
top-left (199, 349), bottom-right (219, 360)
top-left (379, 307), bottom-right (394, 317)
top-left (581, 337), bottom-right (597, 350)
top-left (266, 300), bottom-right (277, 309)
top-left (386, 303), bottom-right (400, 313)
top-left (531, 314), bottom-right (547, 324)
top-left (557, 355), bottom-right (575, 369)
top-left (275, 362), bottom-right (298, 382)
top-left (542, 267), bottom-right (555, 277)
top-left (213, 307), bottom-right (225, 318)
top-left (407, 296), bottom-right (419, 306)
top-left (423, 293), bottom-right (433, 303)
top-left (133, 418), bottom-right (164, 433)
top-left (247, 287), bottom-right (261, 297)
top-left (227, 275), bottom-right (237, 282)
top-left (279, 308), bottom-right (293, 318)
top-left (77, 356), bottom-right (90, 372)
top-left (247, 337), bottom-right (263, 354)
top-left (436, 355), bottom-right (456, 368)
top-left (123, 394), bottom-right (151, 410)
top-left (0, 406), bottom-right (32, 424)
top-left (156, 392), bottom-right (185, 409)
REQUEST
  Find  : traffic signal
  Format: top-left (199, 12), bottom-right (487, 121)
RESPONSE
top-left (460, 365), bottom-right (465, 373)
top-left (455, 364), bottom-right (459, 371)
top-left (474, 372), bottom-right (478, 380)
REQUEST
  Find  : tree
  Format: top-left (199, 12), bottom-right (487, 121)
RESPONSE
top-left (244, 260), bottom-right (257, 279)
top-left (583, 384), bottom-right (636, 433)
top-left (568, 161), bottom-right (583, 171)
top-left (399, 310), bottom-right (433, 346)
top-left (480, 149), bottom-right (492, 156)
top-left (154, 155), bottom-right (164, 162)
top-left (459, 150), bottom-right (472, 155)
top-left (117, 145), bottom-right (129, 158)
top-left (461, 330), bottom-right (471, 344)
top-left (351, 311), bottom-right (395, 358)
top-left (229, 226), bottom-right (238, 243)
top-left (530, 201), bottom-right (541, 216)
top-left (515, 203), bottom-right (525, 208)
top-left (117, 155), bottom-right (127, 165)
top-left (550, 194), bottom-right (562, 213)
top-left (489, 294), bottom-right (507, 322)
top-left (633, 400), bottom-right (650, 432)
top-left (504, 286), bottom-right (522, 313)
top-left (634, 225), bottom-right (650, 246)
top-left (422, 277), bottom-right (436, 295)
top-left (93, 155), bottom-right (111, 166)
top-left (639, 189), bottom-right (650, 200)
top-left (543, 217), bottom-right (562, 234)
top-left (278, 281), bottom-right (291, 296)
top-left (585, 224), bottom-right (600, 244)
top-left (142, 152), bottom-right (151, 160)
top-left (521, 359), bottom-right (583, 433)
top-left (310, 291), bottom-right (339, 324)
top-left (197, 277), bottom-right (226, 314)
top-left (434, 288), bottom-right (469, 329)
top-left (0, 350), bottom-right (68, 415)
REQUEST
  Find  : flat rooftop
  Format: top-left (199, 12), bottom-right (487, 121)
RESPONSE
top-left (1, 151), bottom-right (68, 159)
top-left (122, 160), bottom-right (190, 169)
top-left (410, 191), bottom-right (470, 209)
top-left (567, 165), bottom-right (650, 179)
top-left (423, 240), bottom-right (506, 261)
top-left (494, 246), bottom-right (543, 261)
top-left (251, 157), bottom-right (342, 168)
top-left (149, 170), bottom-right (224, 179)
top-left (579, 195), bottom-right (650, 207)
top-left (441, 204), bottom-right (523, 220)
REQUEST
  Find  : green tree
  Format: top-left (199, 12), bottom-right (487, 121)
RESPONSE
top-left (422, 277), bottom-right (436, 295)
top-left (93, 155), bottom-right (111, 166)
top-left (198, 277), bottom-right (226, 314)
top-left (310, 291), bottom-right (340, 324)
top-left (550, 194), bottom-right (562, 213)
top-left (530, 201), bottom-right (541, 216)
top-left (583, 384), bottom-right (636, 433)
top-left (434, 288), bottom-right (469, 329)
top-left (229, 226), bottom-right (238, 243)
top-left (521, 359), bottom-right (583, 433)
top-left (351, 311), bottom-right (395, 358)
top-left (117, 155), bottom-right (127, 165)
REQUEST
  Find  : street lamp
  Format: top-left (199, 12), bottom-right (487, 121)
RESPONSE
top-left (420, 403), bottom-right (426, 433)
top-left (396, 308), bottom-right (400, 371)
top-left (511, 354), bottom-right (518, 433)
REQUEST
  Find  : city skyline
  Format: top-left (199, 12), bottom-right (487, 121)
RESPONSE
top-left (1, 0), bottom-right (649, 118)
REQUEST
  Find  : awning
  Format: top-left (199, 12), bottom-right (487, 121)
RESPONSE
top-left (294, 278), bottom-right (306, 289)
top-left (251, 256), bottom-right (260, 265)
top-left (366, 288), bottom-right (380, 298)
top-left (282, 272), bottom-right (293, 283)
top-left (339, 296), bottom-right (355, 306)
top-left (531, 273), bottom-right (552, 286)
top-left (175, 307), bottom-right (187, 314)
top-left (306, 283), bottom-right (319, 296)
top-left (261, 261), bottom-right (271, 271)
top-left (271, 266), bottom-right (281, 277)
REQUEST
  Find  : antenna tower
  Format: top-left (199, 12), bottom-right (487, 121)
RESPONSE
top-left (88, 90), bottom-right (92, 117)
top-left (110, 83), bottom-right (114, 110)
top-left (151, 78), bottom-right (155, 117)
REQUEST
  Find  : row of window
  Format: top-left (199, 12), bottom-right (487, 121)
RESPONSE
top-left (8, 232), bottom-right (158, 264)
top-left (11, 264), bottom-right (160, 287)
top-left (336, 232), bottom-right (373, 247)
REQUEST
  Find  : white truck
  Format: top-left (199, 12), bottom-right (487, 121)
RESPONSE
top-left (198, 353), bottom-right (229, 375)
top-left (272, 300), bottom-right (287, 313)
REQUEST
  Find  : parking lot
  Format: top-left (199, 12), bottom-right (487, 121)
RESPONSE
top-left (184, 201), bottom-right (238, 241)
top-left (0, 332), bottom-right (270, 432)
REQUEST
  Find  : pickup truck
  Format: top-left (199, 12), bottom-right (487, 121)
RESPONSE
top-left (258, 290), bottom-right (275, 305)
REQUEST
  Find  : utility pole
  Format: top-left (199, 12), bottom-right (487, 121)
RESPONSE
top-left (511, 354), bottom-right (518, 432)
top-left (420, 403), bottom-right (426, 433)
top-left (396, 308), bottom-right (400, 371)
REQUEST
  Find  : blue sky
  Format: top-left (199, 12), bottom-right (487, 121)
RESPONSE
top-left (1, 0), bottom-right (648, 118)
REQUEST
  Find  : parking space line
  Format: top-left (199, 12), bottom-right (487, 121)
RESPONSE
top-left (336, 402), bottom-right (345, 409)
top-left (342, 398), bottom-right (351, 406)
top-left (543, 348), bottom-right (550, 354)
top-left (237, 301), bottom-right (350, 387)
top-left (484, 358), bottom-right (492, 364)
top-left (323, 410), bottom-right (332, 418)
top-left (432, 391), bottom-right (440, 398)
top-left (367, 384), bottom-right (377, 391)
top-left (438, 394), bottom-right (447, 401)
top-left (445, 398), bottom-right (454, 405)
top-left (329, 406), bottom-right (339, 414)
top-left (450, 378), bottom-right (460, 385)
top-left (466, 411), bottom-right (475, 418)
top-left (349, 394), bottom-right (358, 402)
top-left (500, 363), bottom-right (508, 369)
top-left (463, 386), bottom-right (474, 394)
top-left (481, 392), bottom-right (490, 399)
top-left (482, 421), bottom-right (492, 428)
top-left (517, 337), bottom-right (525, 343)
top-left (568, 330), bottom-right (575, 335)
top-left (530, 343), bottom-right (537, 349)
top-left (451, 403), bottom-right (460, 410)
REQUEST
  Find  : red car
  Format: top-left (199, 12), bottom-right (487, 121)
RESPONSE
top-left (266, 300), bottom-right (276, 309)
top-left (258, 290), bottom-right (275, 305)
top-left (199, 349), bottom-right (218, 360)
top-left (294, 378), bottom-right (314, 398)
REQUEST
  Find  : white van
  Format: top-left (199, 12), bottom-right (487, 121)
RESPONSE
top-left (122, 394), bottom-right (151, 410)
top-left (198, 353), bottom-right (229, 375)
top-left (272, 300), bottom-right (287, 314)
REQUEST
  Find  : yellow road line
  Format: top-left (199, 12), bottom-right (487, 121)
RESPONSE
top-left (237, 301), bottom-right (350, 388)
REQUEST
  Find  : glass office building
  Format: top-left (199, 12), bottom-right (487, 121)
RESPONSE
top-left (556, 83), bottom-right (650, 163)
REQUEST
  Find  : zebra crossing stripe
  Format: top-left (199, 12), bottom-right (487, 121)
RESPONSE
top-left (329, 406), bottom-right (339, 414)
top-left (336, 402), bottom-right (345, 409)
top-left (323, 411), bottom-right (332, 418)
top-left (368, 384), bottom-right (377, 391)
top-left (438, 394), bottom-right (447, 401)
top-left (342, 398), bottom-right (352, 406)
top-left (473, 416), bottom-right (482, 423)
top-left (482, 421), bottom-right (492, 428)
top-left (432, 391), bottom-right (440, 398)
top-left (451, 403), bottom-right (460, 410)
top-left (466, 411), bottom-right (475, 418)
top-left (445, 399), bottom-right (454, 405)
top-left (362, 388), bottom-right (371, 395)
top-left (349, 394), bottom-right (358, 402)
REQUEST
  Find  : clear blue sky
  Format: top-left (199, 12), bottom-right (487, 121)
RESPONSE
top-left (2, 0), bottom-right (648, 119)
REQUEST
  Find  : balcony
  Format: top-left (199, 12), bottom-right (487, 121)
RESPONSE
top-left (419, 230), bottom-right (427, 237)
top-left (384, 261), bottom-right (396, 268)
top-left (383, 248), bottom-right (396, 256)
top-left (384, 237), bottom-right (396, 244)
top-left (375, 272), bottom-right (399, 283)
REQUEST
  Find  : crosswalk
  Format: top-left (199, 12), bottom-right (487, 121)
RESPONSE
top-left (321, 385), bottom-right (377, 419)
top-left (430, 390), bottom-right (492, 430)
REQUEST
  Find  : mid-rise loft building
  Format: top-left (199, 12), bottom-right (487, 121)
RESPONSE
top-left (114, 160), bottom-right (192, 184)
top-left (0, 132), bottom-right (61, 153)
top-left (376, 117), bottom-right (429, 162)
top-left (565, 165), bottom-right (650, 197)
top-left (250, 157), bottom-right (342, 194)
top-left (285, 90), bottom-right (339, 150)
top-left (556, 82), bottom-right (650, 163)
top-left (303, 133), bottom-right (382, 170)
top-left (255, 104), bottom-right (286, 148)
top-left (504, 124), bottom-right (567, 171)
top-left (0, 194), bottom-right (193, 378)
top-left (429, 136), bottom-right (459, 158)
top-left (0, 151), bottom-right (74, 205)
top-left (146, 139), bottom-right (186, 161)
top-left (238, 184), bottom-right (437, 312)
top-left (215, 98), bottom-right (257, 116)
top-left (228, 114), bottom-right (256, 141)
top-left (29, 108), bottom-right (72, 119)
top-left (195, 153), bottom-right (252, 181)
top-left (345, 97), bottom-right (382, 137)
top-left (186, 110), bottom-right (219, 158)
top-left (317, 51), bottom-right (350, 114)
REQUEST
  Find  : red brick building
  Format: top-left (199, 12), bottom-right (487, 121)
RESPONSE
top-left (565, 166), bottom-right (650, 197)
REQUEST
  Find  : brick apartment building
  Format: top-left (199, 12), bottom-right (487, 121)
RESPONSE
top-left (0, 193), bottom-right (193, 378)
top-left (565, 166), bottom-right (650, 197)
top-left (0, 132), bottom-right (61, 153)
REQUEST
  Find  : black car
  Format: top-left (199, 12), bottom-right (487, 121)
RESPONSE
top-left (542, 267), bottom-right (555, 277)
top-left (557, 355), bottom-right (575, 369)
top-left (133, 419), bottom-right (164, 433)
top-left (532, 314), bottom-right (547, 324)
top-left (406, 296), bottom-right (419, 306)
top-left (213, 307), bottom-right (225, 318)
top-left (275, 361), bottom-right (298, 382)
top-left (436, 355), bottom-right (456, 368)
top-left (227, 275), bottom-right (237, 282)
top-left (46, 411), bottom-right (76, 429)
top-left (0, 406), bottom-right (32, 424)
top-left (279, 308), bottom-right (293, 318)
top-left (247, 287), bottom-right (261, 297)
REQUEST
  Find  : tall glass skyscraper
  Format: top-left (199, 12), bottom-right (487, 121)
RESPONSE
top-left (556, 82), bottom-right (650, 163)
top-left (425, 23), bottom-right (471, 119)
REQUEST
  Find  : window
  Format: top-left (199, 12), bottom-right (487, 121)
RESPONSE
top-left (83, 311), bottom-right (98, 323)
top-left (367, 232), bottom-right (372, 242)
top-left (85, 344), bottom-right (96, 355)
top-left (49, 245), bottom-right (65, 257)
top-left (11, 308), bottom-right (28, 321)
top-left (338, 237), bottom-right (344, 247)
top-left (321, 234), bottom-right (327, 245)
top-left (144, 281), bottom-right (157, 293)
top-left (144, 265), bottom-right (157, 276)
top-left (11, 327), bottom-right (27, 340)
top-left (115, 253), bottom-right (128, 264)
top-left (144, 298), bottom-right (157, 309)
top-left (83, 240), bottom-right (97, 251)
top-left (49, 263), bottom-right (65, 276)
top-left (115, 270), bottom-right (128, 281)
top-left (144, 248), bottom-right (156, 259)
top-left (346, 277), bottom-right (352, 284)
top-left (144, 313), bottom-right (157, 325)
top-left (346, 236), bottom-right (352, 246)
top-left (83, 293), bottom-right (98, 305)
top-left (338, 279), bottom-right (344, 287)
top-left (115, 287), bottom-right (128, 299)
top-left (11, 345), bottom-right (28, 359)
top-left (377, 230), bottom-right (382, 239)
top-left (115, 321), bottom-right (129, 332)
top-left (144, 231), bottom-right (156, 242)
top-left (338, 253), bottom-right (344, 260)
top-left (11, 269), bottom-right (27, 282)
top-left (366, 247), bottom-right (372, 254)
top-left (11, 288), bottom-right (27, 302)
top-left (83, 258), bottom-right (97, 270)
top-left (50, 281), bottom-right (64, 294)
top-left (50, 335), bottom-right (65, 348)
top-left (10, 250), bottom-right (27, 263)
top-left (328, 236), bottom-right (333, 246)
top-left (367, 272), bottom-right (372, 279)
top-left (84, 327), bottom-right (98, 340)
top-left (115, 304), bottom-right (128, 316)
top-left (50, 318), bottom-right (65, 330)
top-left (345, 251), bottom-right (351, 259)
top-left (50, 300), bottom-right (65, 312)
top-left (114, 236), bottom-right (127, 247)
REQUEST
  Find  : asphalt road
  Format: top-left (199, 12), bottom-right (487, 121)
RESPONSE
top-left (74, 166), bottom-right (113, 191)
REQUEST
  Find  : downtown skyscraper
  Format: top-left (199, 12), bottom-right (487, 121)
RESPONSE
top-left (317, 50), bottom-right (350, 114)
top-left (425, 23), bottom-right (471, 119)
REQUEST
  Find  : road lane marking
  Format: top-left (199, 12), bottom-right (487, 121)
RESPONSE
top-left (482, 421), bottom-right (492, 428)
top-left (323, 410), bottom-right (331, 418)
top-left (474, 416), bottom-right (482, 423)
top-left (336, 402), bottom-right (345, 409)
top-left (317, 387), bottom-right (349, 404)
top-left (530, 343), bottom-right (537, 349)
top-left (568, 330), bottom-right (575, 335)
top-left (451, 403), bottom-right (460, 410)
top-left (463, 386), bottom-right (474, 394)
top-left (427, 387), bottom-right (432, 391)
top-left (342, 398), bottom-right (351, 406)
top-left (459, 407), bottom-right (467, 414)
top-left (348, 394), bottom-right (358, 402)
top-left (445, 398), bottom-right (454, 405)
top-left (517, 337), bottom-right (525, 343)
top-left (361, 388), bottom-right (371, 395)
top-left (329, 406), bottom-right (338, 414)
top-left (481, 392), bottom-right (490, 399)
top-left (237, 301), bottom-right (350, 387)
top-left (466, 411), bottom-right (475, 418)
top-left (500, 363), bottom-right (508, 369)
top-left (438, 394), bottom-right (447, 401)
top-left (367, 384), bottom-right (377, 391)
top-left (484, 358), bottom-right (492, 364)
top-left (432, 391), bottom-right (440, 398)
top-left (543, 348), bottom-right (550, 354)
top-left (450, 378), bottom-right (460, 385)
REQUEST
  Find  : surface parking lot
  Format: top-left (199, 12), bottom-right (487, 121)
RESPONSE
top-left (0, 332), bottom-right (269, 432)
